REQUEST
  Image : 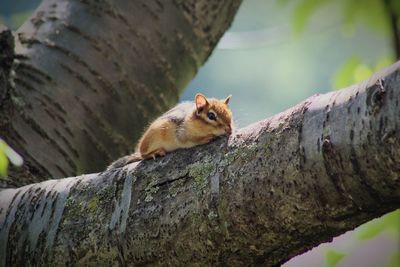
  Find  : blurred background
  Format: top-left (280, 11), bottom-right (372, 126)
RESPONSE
top-left (1, 0), bottom-right (399, 266)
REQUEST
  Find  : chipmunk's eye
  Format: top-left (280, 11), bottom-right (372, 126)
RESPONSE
top-left (207, 112), bottom-right (216, 121)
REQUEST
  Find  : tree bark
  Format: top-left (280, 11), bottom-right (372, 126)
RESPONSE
top-left (0, 0), bottom-right (242, 188)
top-left (1, 62), bottom-right (399, 266)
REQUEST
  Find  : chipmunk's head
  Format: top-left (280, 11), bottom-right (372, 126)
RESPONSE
top-left (194, 93), bottom-right (233, 136)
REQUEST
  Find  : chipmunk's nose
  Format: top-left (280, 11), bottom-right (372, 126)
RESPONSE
top-left (225, 126), bottom-right (232, 135)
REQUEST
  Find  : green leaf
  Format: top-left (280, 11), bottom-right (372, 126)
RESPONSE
top-left (325, 249), bottom-right (346, 267)
top-left (342, 0), bottom-right (390, 36)
top-left (0, 139), bottom-right (23, 166)
top-left (357, 210), bottom-right (400, 240)
top-left (292, 0), bottom-right (327, 35)
top-left (332, 56), bottom-right (361, 89)
top-left (342, 0), bottom-right (359, 33)
top-left (353, 64), bottom-right (373, 83)
top-left (382, 209), bottom-right (400, 225)
top-left (392, 0), bottom-right (400, 17)
top-left (357, 219), bottom-right (385, 240)
top-left (276, 0), bottom-right (291, 6)
top-left (332, 55), bottom-right (387, 90)
top-left (374, 55), bottom-right (395, 72)
top-left (3, 145), bottom-right (23, 166)
top-left (0, 149), bottom-right (9, 177)
top-left (0, 139), bottom-right (23, 178)
top-left (10, 10), bottom-right (35, 30)
top-left (364, 0), bottom-right (390, 35)
top-left (387, 252), bottom-right (400, 267)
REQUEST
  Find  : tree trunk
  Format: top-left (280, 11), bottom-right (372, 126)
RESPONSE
top-left (384, 0), bottom-right (400, 59)
top-left (0, 0), bottom-right (242, 188)
top-left (1, 62), bottom-right (399, 266)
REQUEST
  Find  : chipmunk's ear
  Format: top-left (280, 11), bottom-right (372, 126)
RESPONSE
top-left (224, 95), bottom-right (232, 105)
top-left (195, 93), bottom-right (208, 114)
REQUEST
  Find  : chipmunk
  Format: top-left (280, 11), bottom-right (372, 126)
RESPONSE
top-left (107, 93), bottom-right (233, 169)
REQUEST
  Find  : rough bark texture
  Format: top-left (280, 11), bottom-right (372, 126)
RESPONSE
top-left (0, 26), bottom-right (14, 104)
top-left (1, 62), bottom-right (399, 266)
top-left (0, 0), bottom-right (242, 188)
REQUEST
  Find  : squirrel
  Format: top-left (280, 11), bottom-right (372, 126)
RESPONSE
top-left (107, 93), bottom-right (233, 169)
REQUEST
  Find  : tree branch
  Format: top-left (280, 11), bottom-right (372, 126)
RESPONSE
top-left (0, 25), bottom-right (14, 105)
top-left (0, 0), bottom-right (242, 187)
top-left (1, 62), bottom-right (399, 266)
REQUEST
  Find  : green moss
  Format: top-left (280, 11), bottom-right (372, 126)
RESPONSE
top-left (65, 197), bottom-right (83, 218)
top-left (323, 127), bottom-right (331, 137)
top-left (65, 195), bottom-right (100, 218)
top-left (220, 144), bottom-right (258, 168)
top-left (167, 177), bottom-right (186, 198)
top-left (207, 210), bottom-right (218, 220)
top-left (87, 197), bottom-right (99, 214)
top-left (73, 247), bottom-right (120, 265)
top-left (239, 144), bottom-right (258, 158)
top-left (189, 162), bottom-right (214, 192)
top-left (220, 151), bottom-right (236, 167)
top-left (264, 143), bottom-right (269, 154)
top-left (98, 184), bottom-right (116, 200)
top-left (144, 194), bottom-right (154, 202)
top-left (11, 95), bottom-right (26, 109)
top-left (144, 176), bottom-right (160, 202)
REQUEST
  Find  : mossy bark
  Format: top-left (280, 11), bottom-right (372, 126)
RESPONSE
top-left (0, 0), bottom-right (242, 188)
top-left (1, 63), bottom-right (399, 266)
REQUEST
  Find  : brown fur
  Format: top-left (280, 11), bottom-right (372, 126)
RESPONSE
top-left (109, 93), bottom-right (233, 167)
top-left (138, 120), bottom-right (176, 159)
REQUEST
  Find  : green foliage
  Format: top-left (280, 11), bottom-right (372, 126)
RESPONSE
top-left (0, 145), bottom-right (9, 177)
top-left (288, 0), bottom-right (396, 90)
top-left (332, 56), bottom-right (363, 89)
top-left (0, 0), bottom-right (41, 30)
top-left (0, 139), bottom-right (23, 177)
top-left (291, 0), bottom-right (328, 35)
top-left (375, 55), bottom-right (395, 70)
top-left (290, 0), bottom-right (392, 36)
top-left (87, 197), bottom-right (100, 214)
top-left (9, 10), bottom-right (32, 29)
top-left (342, 0), bottom-right (390, 35)
top-left (393, 0), bottom-right (400, 15)
top-left (387, 252), bottom-right (400, 267)
top-left (325, 249), bottom-right (346, 267)
top-left (333, 55), bottom-right (394, 89)
top-left (356, 209), bottom-right (400, 240)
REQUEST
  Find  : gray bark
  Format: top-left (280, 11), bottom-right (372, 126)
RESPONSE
top-left (0, 0), bottom-right (242, 188)
top-left (1, 62), bottom-right (399, 266)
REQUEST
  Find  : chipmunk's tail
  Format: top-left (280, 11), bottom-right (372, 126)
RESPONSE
top-left (107, 152), bottom-right (142, 170)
